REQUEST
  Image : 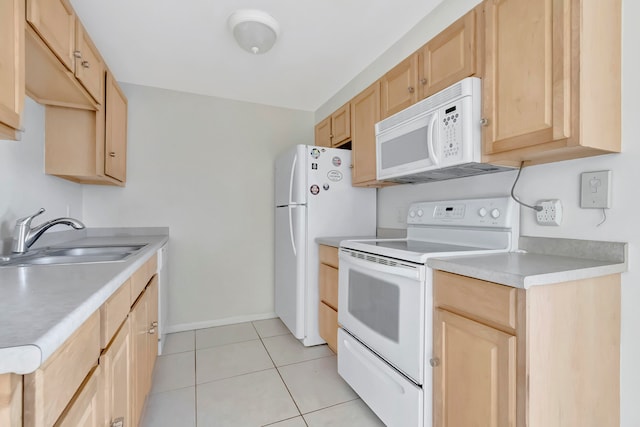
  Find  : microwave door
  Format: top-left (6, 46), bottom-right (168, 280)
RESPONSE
top-left (376, 111), bottom-right (436, 180)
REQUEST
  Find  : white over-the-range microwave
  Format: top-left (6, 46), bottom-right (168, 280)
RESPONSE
top-left (375, 77), bottom-right (514, 183)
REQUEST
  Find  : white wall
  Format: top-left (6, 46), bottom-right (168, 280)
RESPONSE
top-left (318, 0), bottom-right (639, 423)
top-left (82, 84), bottom-right (314, 331)
top-left (0, 98), bottom-right (84, 252)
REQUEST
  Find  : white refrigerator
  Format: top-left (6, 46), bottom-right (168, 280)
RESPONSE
top-left (275, 144), bottom-right (376, 346)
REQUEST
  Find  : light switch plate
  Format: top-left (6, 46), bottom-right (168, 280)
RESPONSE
top-left (581, 170), bottom-right (612, 209)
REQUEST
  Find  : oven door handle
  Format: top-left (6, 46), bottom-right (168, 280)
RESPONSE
top-left (340, 252), bottom-right (423, 281)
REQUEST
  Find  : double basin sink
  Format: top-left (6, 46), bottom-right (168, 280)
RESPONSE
top-left (0, 244), bottom-right (146, 267)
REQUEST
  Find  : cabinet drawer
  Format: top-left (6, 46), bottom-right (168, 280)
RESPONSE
top-left (433, 271), bottom-right (518, 332)
top-left (318, 302), bottom-right (338, 353)
top-left (24, 310), bottom-right (100, 427)
top-left (319, 263), bottom-right (338, 310)
top-left (130, 254), bottom-right (157, 305)
top-left (100, 279), bottom-right (131, 348)
top-left (54, 365), bottom-right (101, 427)
top-left (319, 245), bottom-right (339, 268)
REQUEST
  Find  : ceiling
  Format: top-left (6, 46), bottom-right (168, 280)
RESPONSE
top-left (70, 0), bottom-right (443, 112)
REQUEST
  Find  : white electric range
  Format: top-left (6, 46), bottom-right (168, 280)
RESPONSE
top-left (337, 197), bottom-right (518, 427)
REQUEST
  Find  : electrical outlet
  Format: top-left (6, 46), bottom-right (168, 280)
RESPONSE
top-left (581, 170), bottom-right (612, 208)
top-left (536, 199), bottom-right (563, 226)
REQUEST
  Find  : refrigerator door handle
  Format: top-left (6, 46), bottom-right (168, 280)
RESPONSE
top-left (289, 153), bottom-right (298, 205)
top-left (288, 206), bottom-right (297, 256)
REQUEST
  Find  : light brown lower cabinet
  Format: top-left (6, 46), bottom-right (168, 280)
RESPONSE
top-left (318, 245), bottom-right (339, 353)
top-left (100, 318), bottom-right (132, 427)
top-left (0, 253), bottom-right (158, 427)
top-left (433, 270), bottom-right (620, 427)
top-left (131, 276), bottom-right (159, 427)
top-left (54, 365), bottom-right (102, 427)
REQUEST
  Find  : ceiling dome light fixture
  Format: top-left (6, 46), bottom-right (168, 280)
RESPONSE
top-left (228, 9), bottom-right (280, 55)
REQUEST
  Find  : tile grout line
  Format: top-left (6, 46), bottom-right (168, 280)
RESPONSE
top-left (251, 321), bottom-right (310, 427)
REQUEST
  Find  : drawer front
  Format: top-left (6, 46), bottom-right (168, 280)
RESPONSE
top-left (100, 279), bottom-right (131, 348)
top-left (130, 254), bottom-right (157, 305)
top-left (318, 302), bottom-right (338, 353)
top-left (319, 245), bottom-right (339, 268)
top-left (337, 329), bottom-right (422, 426)
top-left (319, 263), bottom-right (339, 310)
top-left (24, 310), bottom-right (100, 427)
top-left (433, 271), bottom-right (517, 332)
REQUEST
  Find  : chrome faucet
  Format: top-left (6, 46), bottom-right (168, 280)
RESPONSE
top-left (12, 208), bottom-right (85, 254)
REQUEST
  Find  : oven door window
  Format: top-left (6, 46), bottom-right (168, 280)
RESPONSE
top-left (348, 270), bottom-right (400, 342)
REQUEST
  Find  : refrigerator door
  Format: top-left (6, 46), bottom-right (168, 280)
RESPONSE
top-left (274, 204), bottom-right (307, 339)
top-left (275, 144), bottom-right (307, 207)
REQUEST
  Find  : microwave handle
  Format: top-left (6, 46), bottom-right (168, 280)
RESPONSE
top-left (428, 114), bottom-right (439, 165)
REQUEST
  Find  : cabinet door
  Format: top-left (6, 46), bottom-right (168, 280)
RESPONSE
top-left (330, 103), bottom-right (351, 146)
top-left (380, 55), bottom-right (417, 118)
top-left (105, 72), bottom-right (127, 182)
top-left (314, 116), bottom-right (331, 147)
top-left (0, 374), bottom-right (22, 427)
top-left (0, 0), bottom-right (24, 141)
top-left (351, 80), bottom-right (381, 186)
top-left (55, 365), bottom-right (102, 427)
top-left (146, 276), bottom-right (159, 380)
top-left (130, 290), bottom-right (149, 427)
top-left (100, 318), bottom-right (131, 427)
top-left (74, 20), bottom-right (104, 104)
top-left (482, 0), bottom-right (570, 155)
top-left (419, 10), bottom-right (476, 99)
top-left (26, 0), bottom-right (75, 71)
top-left (318, 302), bottom-right (338, 353)
top-left (433, 308), bottom-right (516, 427)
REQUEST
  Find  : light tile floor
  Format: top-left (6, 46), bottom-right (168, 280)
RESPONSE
top-left (140, 318), bottom-right (385, 427)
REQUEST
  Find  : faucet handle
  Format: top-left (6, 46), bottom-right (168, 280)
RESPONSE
top-left (16, 208), bottom-right (45, 226)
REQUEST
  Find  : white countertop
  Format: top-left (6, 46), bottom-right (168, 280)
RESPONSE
top-left (427, 251), bottom-right (627, 289)
top-left (0, 230), bottom-right (169, 375)
top-left (315, 236), bottom-right (377, 248)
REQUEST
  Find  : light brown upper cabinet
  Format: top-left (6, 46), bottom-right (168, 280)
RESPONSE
top-left (45, 70), bottom-right (128, 186)
top-left (314, 103), bottom-right (351, 147)
top-left (481, 0), bottom-right (621, 166)
top-left (350, 80), bottom-right (386, 187)
top-left (418, 9), bottom-right (477, 99)
top-left (104, 72), bottom-right (128, 182)
top-left (74, 20), bottom-right (105, 104)
top-left (0, 0), bottom-right (25, 141)
top-left (381, 8), bottom-right (478, 119)
top-left (26, 0), bottom-right (75, 72)
top-left (380, 55), bottom-right (418, 119)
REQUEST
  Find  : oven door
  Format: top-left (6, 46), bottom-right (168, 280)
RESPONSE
top-left (338, 248), bottom-right (425, 384)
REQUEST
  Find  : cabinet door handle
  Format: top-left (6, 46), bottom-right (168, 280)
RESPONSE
top-left (109, 152), bottom-right (116, 157)
top-left (420, 78), bottom-right (427, 85)
top-left (111, 417), bottom-right (124, 427)
top-left (151, 321), bottom-right (158, 328)
top-left (408, 86), bottom-right (415, 94)
top-left (148, 327), bottom-right (156, 335)
top-left (81, 60), bottom-right (90, 68)
top-left (73, 50), bottom-right (82, 58)
top-left (480, 118), bottom-right (489, 127)
top-left (429, 357), bottom-right (440, 367)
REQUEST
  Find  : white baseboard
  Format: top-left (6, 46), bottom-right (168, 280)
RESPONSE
top-left (165, 312), bottom-right (278, 334)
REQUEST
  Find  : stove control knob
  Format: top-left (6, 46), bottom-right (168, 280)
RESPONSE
top-left (409, 210), bottom-right (416, 218)
top-left (417, 209), bottom-right (424, 217)
top-left (478, 207), bottom-right (488, 217)
top-left (490, 208), bottom-right (501, 219)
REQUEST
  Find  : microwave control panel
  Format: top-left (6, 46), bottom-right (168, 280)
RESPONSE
top-left (440, 102), bottom-right (463, 160)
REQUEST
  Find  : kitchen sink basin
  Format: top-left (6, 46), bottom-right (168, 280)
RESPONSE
top-left (0, 244), bottom-right (146, 267)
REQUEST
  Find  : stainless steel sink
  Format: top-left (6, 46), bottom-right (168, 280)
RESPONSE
top-left (0, 244), bottom-right (146, 267)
